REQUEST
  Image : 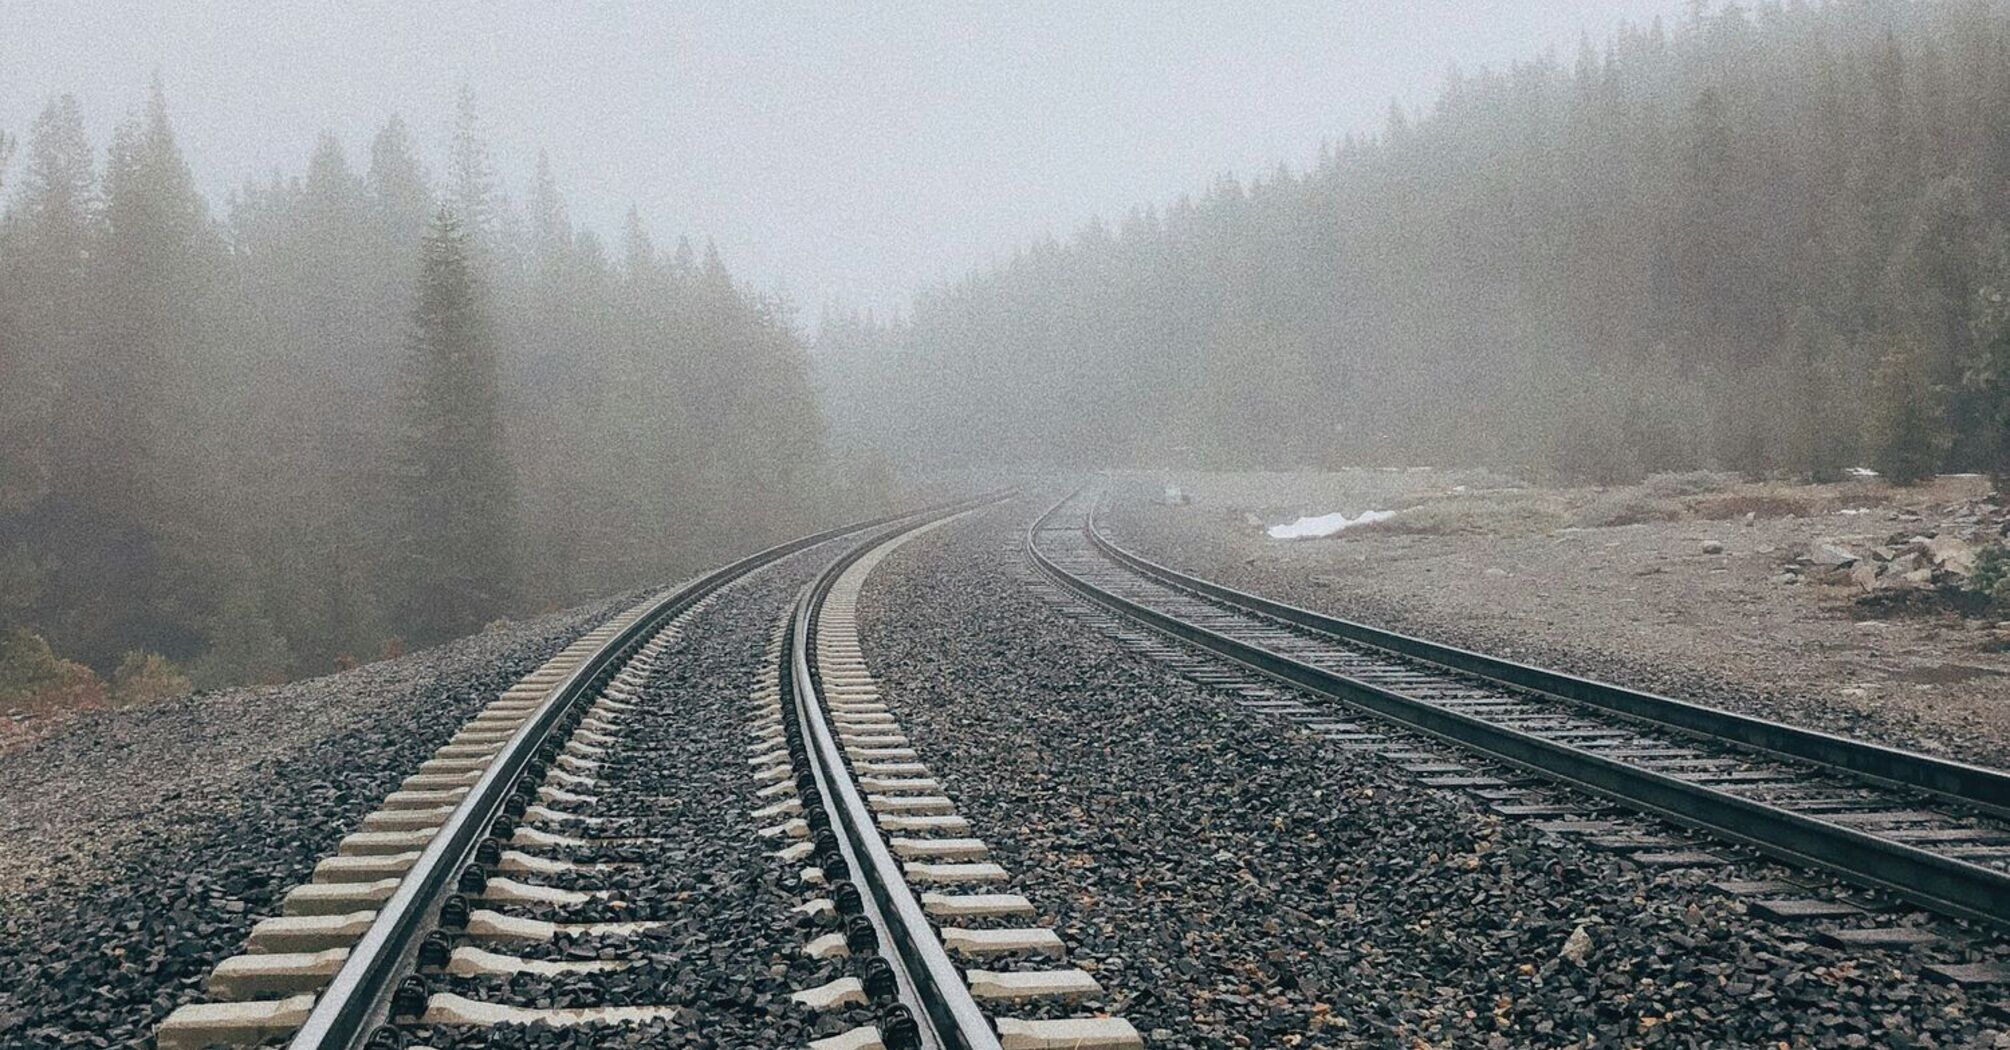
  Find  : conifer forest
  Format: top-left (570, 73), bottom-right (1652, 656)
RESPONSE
top-left (0, 87), bottom-right (833, 697)
top-left (821, 1), bottom-right (2010, 487)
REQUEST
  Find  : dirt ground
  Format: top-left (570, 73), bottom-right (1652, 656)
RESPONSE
top-left (1100, 469), bottom-right (2010, 769)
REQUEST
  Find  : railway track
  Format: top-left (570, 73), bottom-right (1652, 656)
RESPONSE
top-left (1028, 489), bottom-right (2010, 973)
top-left (154, 493), bottom-right (1051, 1050)
top-left (772, 507), bottom-right (1140, 1050)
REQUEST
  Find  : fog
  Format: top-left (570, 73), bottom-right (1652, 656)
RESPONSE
top-left (0, 1), bottom-right (1681, 315)
top-left (8, 0), bottom-right (2010, 705)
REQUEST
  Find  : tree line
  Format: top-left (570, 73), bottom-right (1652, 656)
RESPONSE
top-left (0, 83), bottom-right (842, 705)
top-left (817, 0), bottom-right (2010, 489)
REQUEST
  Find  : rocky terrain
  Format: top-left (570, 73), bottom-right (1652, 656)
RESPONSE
top-left (1102, 470), bottom-right (2010, 767)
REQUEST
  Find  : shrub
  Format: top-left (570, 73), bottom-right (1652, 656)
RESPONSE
top-left (0, 626), bottom-right (106, 714)
top-left (1548, 401), bottom-right (1643, 486)
top-left (1974, 545), bottom-right (2010, 611)
top-left (189, 588), bottom-right (295, 690)
top-left (111, 651), bottom-right (192, 707)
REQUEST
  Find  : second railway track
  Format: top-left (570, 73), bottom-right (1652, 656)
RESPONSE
top-left (1029, 488), bottom-right (2010, 965)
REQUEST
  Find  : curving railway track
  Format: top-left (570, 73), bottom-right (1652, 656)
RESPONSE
top-left (152, 493), bottom-right (1137, 1050)
top-left (1028, 487), bottom-right (2010, 972)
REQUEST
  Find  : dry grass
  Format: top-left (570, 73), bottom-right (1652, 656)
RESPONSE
top-left (1573, 492), bottom-right (1683, 528)
top-left (1357, 494), bottom-right (1567, 537)
top-left (1688, 491), bottom-right (1823, 520)
top-left (1641, 470), bottom-right (1739, 498)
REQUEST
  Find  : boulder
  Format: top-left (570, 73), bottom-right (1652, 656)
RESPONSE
top-left (1701, 540), bottom-right (1724, 555)
top-left (1925, 535), bottom-right (1977, 576)
top-left (1808, 542), bottom-right (1857, 568)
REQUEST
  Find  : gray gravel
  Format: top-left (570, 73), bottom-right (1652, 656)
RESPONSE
top-left (856, 499), bottom-right (2010, 1048)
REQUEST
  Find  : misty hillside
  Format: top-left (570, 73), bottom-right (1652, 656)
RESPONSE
top-left (0, 86), bottom-right (852, 696)
top-left (816, 0), bottom-right (2010, 485)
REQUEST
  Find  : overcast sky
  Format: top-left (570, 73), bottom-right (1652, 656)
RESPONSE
top-left (1, 1), bottom-right (1686, 319)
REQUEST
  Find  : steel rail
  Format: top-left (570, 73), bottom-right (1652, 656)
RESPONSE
top-left (290, 492), bottom-right (1008, 1050)
top-left (788, 504), bottom-right (1005, 1050)
top-left (1026, 492), bottom-right (2010, 928)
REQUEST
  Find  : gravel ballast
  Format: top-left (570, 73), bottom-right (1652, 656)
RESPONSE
top-left (856, 500), bottom-right (2010, 1048)
top-left (411, 554), bottom-right (861, 1049)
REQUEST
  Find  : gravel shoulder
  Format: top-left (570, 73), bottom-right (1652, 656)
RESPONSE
top-left (858, 499), bottom-right (2007, 1047)
top-left (1101, 470), bottom-right (2010, 769)
top-left (0, 593), bottom-right (637, 1047)
top-left (0, 596), bottom-right (635, 902)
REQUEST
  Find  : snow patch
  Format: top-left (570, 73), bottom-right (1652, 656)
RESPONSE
top-left (1267, 509), bottom-right (1396, 540)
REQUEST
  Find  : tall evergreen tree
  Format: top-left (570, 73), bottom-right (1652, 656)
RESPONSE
top-left (48, 79), bottom-right (219, 667)
top-left (447, 86), bottom-right (496, 246)
top-left (1, 97), bottom-right (94, 525)
top-left (368, 115), bottom-right (433, 242)
top-left (392, 210), bottom-right (516, 643)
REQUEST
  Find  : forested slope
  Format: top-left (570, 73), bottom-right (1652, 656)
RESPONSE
top-left (818, 0), bottom-right (2010, 485)
top-left (0, 85), bottom-right (838, 698)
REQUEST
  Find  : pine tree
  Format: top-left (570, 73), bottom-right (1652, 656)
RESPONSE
top-left (1, 97), bottom-right (94, 521)
top-left (392, 209), bottom-right (517, 643)
top-left (367, 115), bottom-right (432, 241)
top-left (65, 79), bottom-right (216, 667)
top-left (621, 205), bottom-right (654, 279)
top-left (446, 86), bottom-right (496, 245)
